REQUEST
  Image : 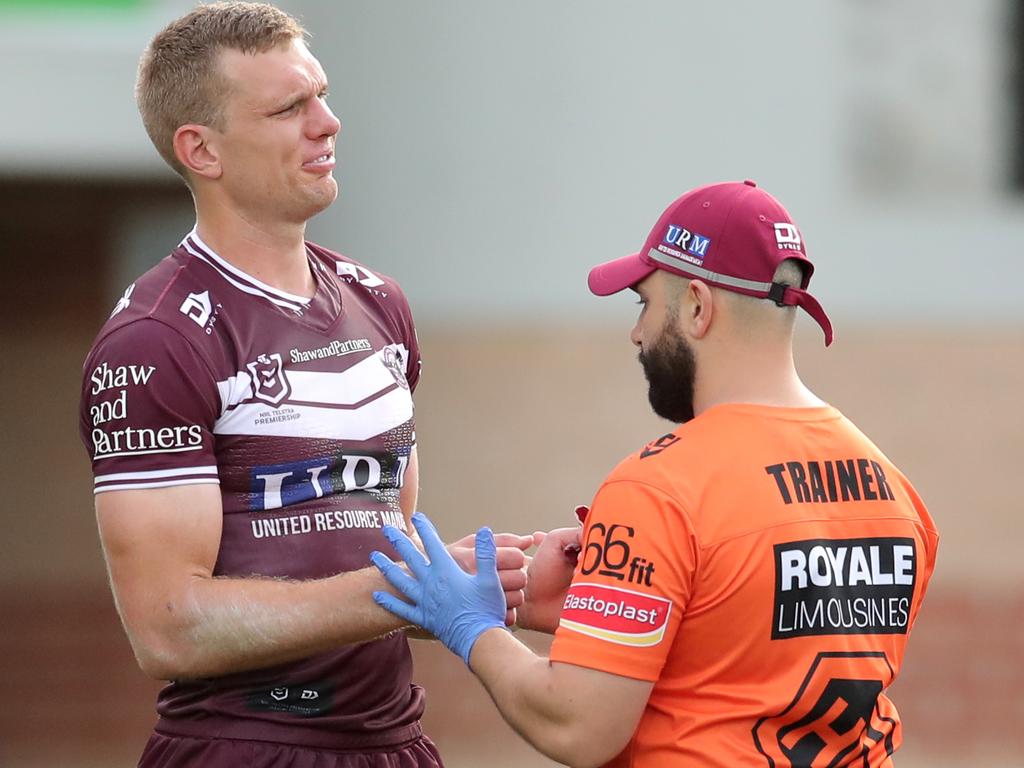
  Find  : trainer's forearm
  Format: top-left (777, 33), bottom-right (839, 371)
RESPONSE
top-left (141, 567), bottom-right (410, 679)
top-left (515, 596), bottom-right (565, 634)
top-left (468, 629), bottom-right (592, 766)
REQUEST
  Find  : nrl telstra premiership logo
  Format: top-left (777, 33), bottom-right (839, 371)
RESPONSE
top-left (247, 353), bottom-right (291, 406)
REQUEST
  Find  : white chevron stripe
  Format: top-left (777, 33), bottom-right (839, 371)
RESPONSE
top-left (214, 386), bottom-right (413, 440)
top-left (286, 364), bottom-right (394, 406)
top-left (94, 477), bottom-right (220, 494)
top-left (216, 346), bottom-right (408, 411)
top-left (94, 466), bottom-right (218, 483)
top-left (94, 444), bottom-right (204, 461)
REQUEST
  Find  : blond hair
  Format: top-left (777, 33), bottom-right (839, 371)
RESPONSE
top-left (135, 2), bottom-right (306, 180)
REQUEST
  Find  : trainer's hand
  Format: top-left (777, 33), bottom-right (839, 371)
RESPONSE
top-left (447, 530), bottom-right (532, 626)
top-left (372, 512), bottom-right (507, 665)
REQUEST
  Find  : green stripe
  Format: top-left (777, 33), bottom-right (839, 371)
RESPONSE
top-left (0, 0), bottom-right (142, 8)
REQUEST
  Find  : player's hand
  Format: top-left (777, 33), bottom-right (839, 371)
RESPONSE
top-left (447, 530), bottom-right (532, 626)
top-left (372, 512), bottom-right (507, 665)
top-left (517, 526), bottom-right (583, 634)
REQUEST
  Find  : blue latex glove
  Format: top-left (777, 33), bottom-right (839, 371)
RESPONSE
top-left (371, 512), bottom-right (507, 665)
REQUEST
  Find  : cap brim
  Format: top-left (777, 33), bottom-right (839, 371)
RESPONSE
top-left (588, 253), bottom-right (657, 296)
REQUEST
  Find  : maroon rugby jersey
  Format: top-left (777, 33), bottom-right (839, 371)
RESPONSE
top-left (79, 230), bottom-right (425, 749)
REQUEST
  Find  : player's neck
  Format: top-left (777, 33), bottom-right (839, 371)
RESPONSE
top-left (194, 206), bottom-right (316, 299)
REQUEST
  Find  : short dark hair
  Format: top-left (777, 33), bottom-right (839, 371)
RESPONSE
top-left (772, 258), bottom-right (806, 288)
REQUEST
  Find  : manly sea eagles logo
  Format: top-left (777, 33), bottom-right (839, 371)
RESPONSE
top-left (247, 353), bottom-right (291, 406)
top-left (381, 345), bottom-right (409, 390)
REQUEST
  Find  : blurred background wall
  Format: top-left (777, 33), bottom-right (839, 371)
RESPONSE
top-left (1, 0), bottom-right (1021, 766)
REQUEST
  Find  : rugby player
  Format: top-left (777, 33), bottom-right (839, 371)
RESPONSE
top-left (79, 4), bottom-right (532, 765)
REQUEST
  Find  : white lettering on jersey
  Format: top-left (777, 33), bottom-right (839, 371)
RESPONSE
top-left (92, 423), bottom-right (204, 460)
top-left (340, 454), bottom-right (382, 491)
top-left (290, 339), bottom-right (372, 363)
top-left (252, 456), bottom-right (382, 511)
top-left (779, 543), bottom-right (914, 591)
top-left (250, 508), bottom-right (409, 540)
top-left (90, 362), bottom-right (156, 395)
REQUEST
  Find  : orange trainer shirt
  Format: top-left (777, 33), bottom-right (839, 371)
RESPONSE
top-left (549, 404), bottom-right (938, 768)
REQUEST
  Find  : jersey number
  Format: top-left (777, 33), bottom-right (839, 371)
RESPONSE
top-left (752, 652), bottom-right (898, 767)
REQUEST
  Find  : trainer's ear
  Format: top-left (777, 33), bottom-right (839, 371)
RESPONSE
top-left (683, 279), bottom-right (713, 340)
top-left (173, 123), bottom-right (223, 181)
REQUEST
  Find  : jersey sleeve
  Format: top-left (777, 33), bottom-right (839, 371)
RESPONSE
top-left (548, 479), bottom-right (699, 681)
top-left (404, 324), bottom-right (422, 393)
top-left (390, 282), bottom-right (421, 393)
top-left (79, 318), bottom-right (222, 494)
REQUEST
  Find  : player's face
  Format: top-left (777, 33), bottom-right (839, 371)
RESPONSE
top-left (632, 273), bottom-right (697, 424)
top-left (212, 39), bottom-right (341, 224)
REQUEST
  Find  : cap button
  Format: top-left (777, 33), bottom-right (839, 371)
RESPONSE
top-left (743, 179), bottom-right (757, 187)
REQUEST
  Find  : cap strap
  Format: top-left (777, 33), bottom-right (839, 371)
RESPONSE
top-left (648, 248), bottom-right (773, 295)
top-left (768, 282), bottom-right (788, 307)
top-left (783, 287), bottom-right (835, 347)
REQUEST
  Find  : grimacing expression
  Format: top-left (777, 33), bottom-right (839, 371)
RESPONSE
top-left (211, 38), bottom-right (341, 223)
top-left (638, 308), bottom-right (697, 424)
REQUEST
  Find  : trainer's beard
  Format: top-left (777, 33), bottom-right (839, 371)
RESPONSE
top-left (639, 321), bottom-right (697, 424)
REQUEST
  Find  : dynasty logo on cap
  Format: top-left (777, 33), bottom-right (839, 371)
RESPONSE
top-left (773, 223), bottom-right (803, 253)
top-left (659, 224), bottom-right (712, 266)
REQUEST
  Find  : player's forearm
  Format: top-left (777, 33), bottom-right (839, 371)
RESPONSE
top-left (469, 629), bottom-right (604, 767)
top-left (134, 566), bottom-right (409, 679)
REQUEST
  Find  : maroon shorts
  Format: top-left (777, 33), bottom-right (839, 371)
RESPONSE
top-left (138, 731), bottom-right (444, 768)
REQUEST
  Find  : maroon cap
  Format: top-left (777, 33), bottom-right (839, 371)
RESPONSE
top-left (588, 180), bottom-right (833, 346)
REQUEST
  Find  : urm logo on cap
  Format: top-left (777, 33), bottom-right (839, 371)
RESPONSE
top-left (662, 224), bottom-right (711, 265)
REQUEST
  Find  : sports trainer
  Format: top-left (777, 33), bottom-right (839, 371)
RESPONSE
top-left (372, 180), bottom-right (940, 767)
top-left (78, 3), bottom-right (532, 766)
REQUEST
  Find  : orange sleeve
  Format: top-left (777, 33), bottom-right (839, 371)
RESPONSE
top-left (549, 478), bottom-right (698, 681)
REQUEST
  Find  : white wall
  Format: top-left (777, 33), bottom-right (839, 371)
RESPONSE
top-left (1, 0), bottom-right (1021, 328)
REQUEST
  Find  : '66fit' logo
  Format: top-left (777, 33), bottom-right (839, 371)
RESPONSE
top-left (581, 522), bottom-right (655, 587)
top-left (560, 583), bottom-right (671, 647)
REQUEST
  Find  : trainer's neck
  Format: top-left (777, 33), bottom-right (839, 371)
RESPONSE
top-left (195, 206), bottom-right (316, 299)
top-left (693, 343), bottom-right (825, 415)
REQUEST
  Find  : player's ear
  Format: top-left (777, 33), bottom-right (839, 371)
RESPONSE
top-left (684, 279), bottom-right (713, 340)
top-left (173, 124), bottom-right (223, 180)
